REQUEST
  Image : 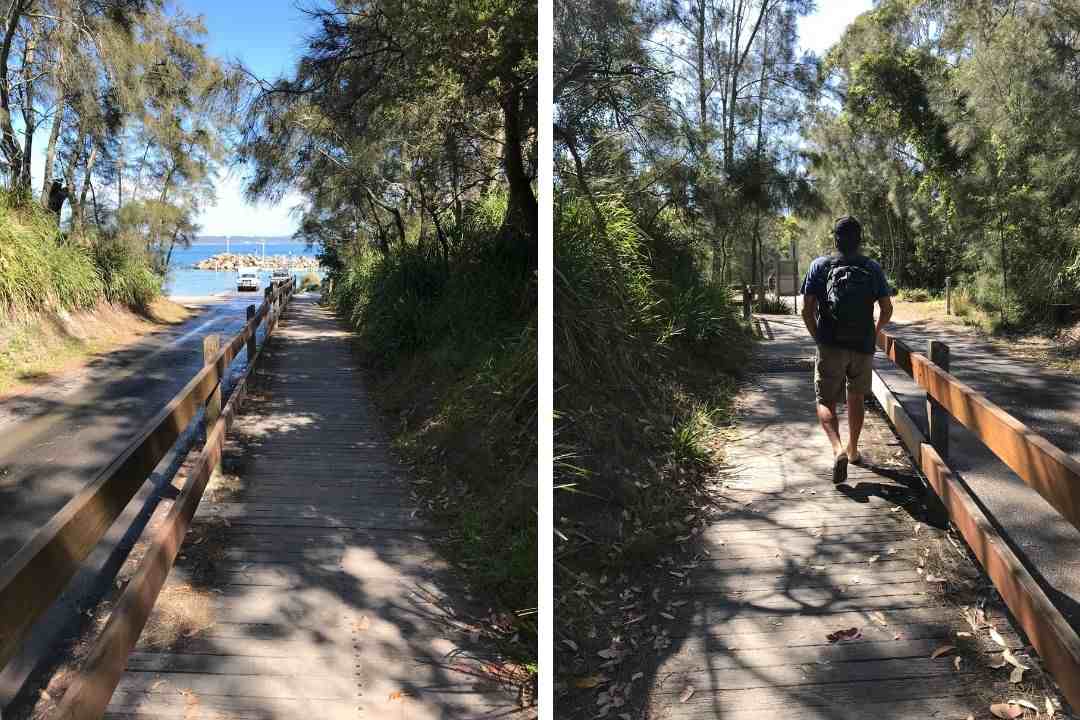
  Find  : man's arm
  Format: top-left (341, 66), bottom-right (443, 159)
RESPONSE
top-left (875, 295), bottom-right (893, 340)
top-left (801, 294), bottom-right (818, 339)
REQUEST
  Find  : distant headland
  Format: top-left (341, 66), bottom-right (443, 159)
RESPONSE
top-left (193, 235), bottom-right (301, 245)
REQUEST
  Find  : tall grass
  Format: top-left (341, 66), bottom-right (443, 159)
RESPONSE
top-left (328, 191), bottom-right (537, 669)
top-left (0, 197), bottom-right (160, 321)
top-left (554, 188), bottom-right (750, 661)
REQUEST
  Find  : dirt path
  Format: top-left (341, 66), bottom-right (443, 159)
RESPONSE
top-left (101, 297), bottom-right (520, 719)
top-left (644, 317), bottom-right (1064, 718)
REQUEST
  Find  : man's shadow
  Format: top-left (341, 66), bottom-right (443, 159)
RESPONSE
top-left (834, 460), bottom-right (950, 529)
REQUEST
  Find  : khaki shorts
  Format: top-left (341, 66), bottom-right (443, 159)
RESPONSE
top-left (815, 344), bottom-right (873, 405)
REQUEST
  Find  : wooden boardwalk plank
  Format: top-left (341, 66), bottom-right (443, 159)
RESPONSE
top-left (104, 297), bottom-right (517, 719)
top-left (645, 369), bottom-right (1034, 718)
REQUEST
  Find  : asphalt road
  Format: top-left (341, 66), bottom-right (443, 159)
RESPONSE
top-left (754, 313), bottom-right (1080, 632)
top-left (0, 292), bottom-right (269, 565)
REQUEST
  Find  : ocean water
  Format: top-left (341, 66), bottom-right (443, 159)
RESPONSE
top-left (164, 241), bottom-right (324, 297)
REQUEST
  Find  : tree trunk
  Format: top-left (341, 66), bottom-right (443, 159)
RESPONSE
top-left (40, 103), bottom-right (63, 205)
top-left (0, 0), bottom-right (28, 190)
top-left (18, 17), bottom-right (39, 191)
top-left (498, 31), bottom-right (537, 250)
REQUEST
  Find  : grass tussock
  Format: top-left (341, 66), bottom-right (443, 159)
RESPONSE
top-left (0, 194), bottom-right (161, 323)
top-left (328, 191), bottom-right (537, 675)
top-left (554, 191), bottom-right (752, 703)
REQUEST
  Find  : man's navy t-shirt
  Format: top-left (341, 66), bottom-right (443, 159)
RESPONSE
top-left (800, 253), bottom-right (891, 354)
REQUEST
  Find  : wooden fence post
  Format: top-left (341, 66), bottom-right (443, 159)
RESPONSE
top-left (945, 276), bottom-right (952, 316)
top-left (246, 305), bottom-right (257, 364)
top-left (203, 334), bottom-right (222, 430)
top-left (927, 339), bottom-right (950, 460)
top-left (742, 283), bottom-right (751, 320)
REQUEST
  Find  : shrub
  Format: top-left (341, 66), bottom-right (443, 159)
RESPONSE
top-left (898, 287), bottom-right (931, 303)
top-left (0, 197), bottom-right (161, 321)
top-left (300, 271), bottom-right (321, 291)
top-left (326, 191), bottom-right (536, 667)
top-left (93, 239), bottom-right (161, 309)
top-left (0, 201), bottom-right (102, 319)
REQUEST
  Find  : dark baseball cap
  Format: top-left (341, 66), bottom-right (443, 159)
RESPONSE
top-left (833, 215), bottom-right (862, 240)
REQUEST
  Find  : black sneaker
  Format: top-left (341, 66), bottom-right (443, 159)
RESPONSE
top-left (832, 452), bottom-right (848, 484)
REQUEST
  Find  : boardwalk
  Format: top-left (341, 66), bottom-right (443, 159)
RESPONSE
top-left (646, 316), bottom-right (1040, 719)
top-left (102, 297), bottom-right (518, 719)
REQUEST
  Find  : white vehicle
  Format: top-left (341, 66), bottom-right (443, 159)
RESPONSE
top-left (271, 268), bottom-right (291, 285)
top-left (236, 268), bottom-right (261, 292)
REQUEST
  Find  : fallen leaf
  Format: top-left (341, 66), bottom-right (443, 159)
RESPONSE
top-left (574, 675), bottom-right (607, 689)
top-left (1008, 699), bottom-right (1039, 712)
top-left (954, 656), bottom-right (962, 671)
top-left (1002, 649), bottom-right (1029, 670)
top-left (989, 703), bottom-right (1023, 719)
top-left (597, 648), bottom-right (619, 659)
top-left (659, 612), bottom-right (675, 620)
top-left (931, 644), bottom-right (956, 659)
top-left (631, 672), bottom-right (644, 682)
top-left (679, 686), bottom-right (695, 703)
top-left (355, 615), bottom-right (371, 631)
top-left (1009, 666), bottom-right (1025, 684)
top-left (890, 506), bottom-right (902, 513)
top-left (563, 639), bottom-right (579, 652)
top-left (870, 611), bottom-right (888, 626)
top-left (868, 555), bottom-right (880, 563)
top-left (1045, 697), bottom-right (1055, 718)
top-left (388, 691), bottom-right (412, 701)
top-left (925, 574), bottom-right (947, 583)
top-left (956, 631), bottom-right (972, 638)
top-left (826, 628), bottom-right (862, 643)
top-left (990, 627), bottom-right (1008, 648)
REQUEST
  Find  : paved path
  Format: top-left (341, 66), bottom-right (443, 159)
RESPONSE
top-left (103, 297), bottom-right (517, 719)
top-left (0, 295), bottom-right (266, 565)
top-left (874, 317), bottom-right (1080, 630)
top-left (647, 317), bottom-right (1036, 718)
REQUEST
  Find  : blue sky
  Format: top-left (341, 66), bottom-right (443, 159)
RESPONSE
top-left (798, 0), bottom-right (875, 56)
top-left (180, 0), bottom-right (312, 236)
top-left (183, 0), bottom-right (873, 237)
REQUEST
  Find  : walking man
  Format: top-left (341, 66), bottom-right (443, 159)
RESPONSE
top-left (800, 216), bottom-right (893, 483)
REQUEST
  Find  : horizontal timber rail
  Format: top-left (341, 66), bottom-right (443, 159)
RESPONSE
top-left (876, 330), bottom-right (1080, 532)
top-left (0, 279), bottom-right (295, 677)
top-left (873, 328), bottom-right (1080, 709)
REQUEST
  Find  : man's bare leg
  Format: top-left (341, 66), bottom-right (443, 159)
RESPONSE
top-left (816, 401), bottom-right (844, 456)
top-left (847, 391), bottom-right (865, 463)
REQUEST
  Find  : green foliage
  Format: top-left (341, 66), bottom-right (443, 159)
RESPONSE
top-left (897, 287), bottom-right (932, 303)
top-left (92, 238), bottom-right (161, 309)
top-left (329, 193), bottom-right (536, 666)
top-left (299, 272), bottom-right (321, 291)
top-left (0, 197), bottom-right (160, 321)
top-left (809, 0), bottom-right (1080, 323)
top-left (554, 186), bottom-right (750, 567)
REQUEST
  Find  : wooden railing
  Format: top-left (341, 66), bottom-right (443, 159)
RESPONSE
top-left (0, 279), bottom-right (295, 682)
top-left (874, 329), bottom-right (1080, 709)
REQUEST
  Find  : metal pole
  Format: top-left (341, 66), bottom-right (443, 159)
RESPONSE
top-left (945, 276), bottom-right (952, 316)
